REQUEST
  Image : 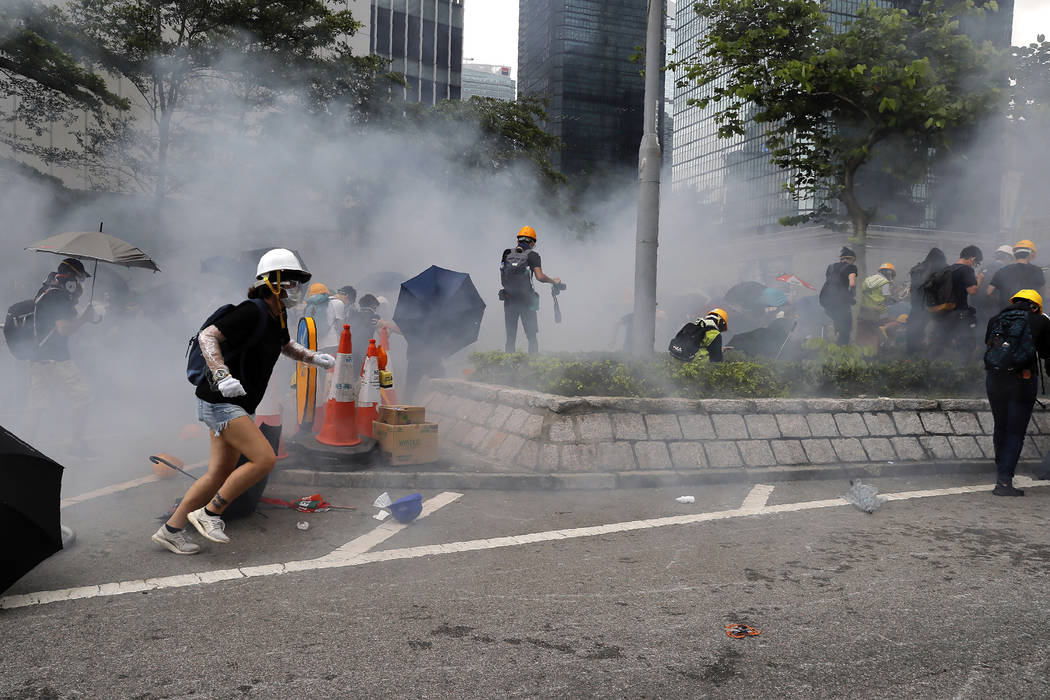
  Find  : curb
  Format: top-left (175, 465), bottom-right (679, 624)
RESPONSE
top-left (269, 458), bottom-right (1020, 492)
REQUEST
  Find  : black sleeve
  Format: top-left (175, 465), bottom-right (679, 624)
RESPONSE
top-left (989, 267), bottom-right (1004, 290)
top-left (708, 333), bottom-right (723, 362)
top-left (1034, 266), bottom-right (1046, 289)
top-left (213, 300), bottom-right (265, 349)
top-left (528, 250), bottom-right (542, 270)
top-left (1034, 314), bottom-right (1050, 360)
top-left (963, 266), bottom-right (978, 288)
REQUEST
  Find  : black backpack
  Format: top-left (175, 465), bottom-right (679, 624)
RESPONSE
top-left (922, 266), bottom-right (955, 313)
top-left (668, 319), bottom-right (716, 362)
top-left (3, 288), bottom-right (61, 361)
top-left (185, 299), bottom-right (269, 386)
top-left (818, 261), bottom-right (850, 309)
top-left (984, 308), bottom-right (1037, 372)
top-left (501, 247), bottom-right (534, 299)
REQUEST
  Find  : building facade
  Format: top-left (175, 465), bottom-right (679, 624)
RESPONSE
top-left (518, 0), bottom-right (655, 177)
top-left (461, 63), bottom-right (516, 101)
top-left (369, 0), bottom-right (464, 105)
top-left (671, 0), bottom-right (1014, 235)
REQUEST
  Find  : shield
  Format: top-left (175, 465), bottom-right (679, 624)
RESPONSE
top-left (0, 425), bottom-right (64, 594)
top-left (393, 266), bottom-right (485, 358)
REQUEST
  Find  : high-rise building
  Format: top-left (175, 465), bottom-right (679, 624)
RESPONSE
top-left (672, 1), bottom-right (1014, 234)
top-left (369, 0), bottom-right (464, 105)
top-left (518, 0), bottom-right (655, 177)
top-left (461, 63), bottom-right (516, 101)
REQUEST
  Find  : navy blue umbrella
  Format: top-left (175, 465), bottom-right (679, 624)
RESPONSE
top-left (393, 266), bottom-right (486, 358)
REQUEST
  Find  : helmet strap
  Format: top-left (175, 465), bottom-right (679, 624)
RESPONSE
top-left (263, 270), bottom-right (287, 328)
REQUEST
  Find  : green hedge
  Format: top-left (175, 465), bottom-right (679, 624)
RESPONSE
top-left (467, 341), bottom-right (985, 399)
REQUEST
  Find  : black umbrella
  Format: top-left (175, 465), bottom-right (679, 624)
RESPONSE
top-left (0, 425), bottom-right (64, 594)
top-left (393, 266), bottom-right (486, 358)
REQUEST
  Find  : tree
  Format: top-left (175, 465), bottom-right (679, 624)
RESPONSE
top-left (0, 0), bottom-right (129, 169)
top-left (67, 0), bottom-right (380, 202)
top-left (672, 0), bottom-right (1006, 275)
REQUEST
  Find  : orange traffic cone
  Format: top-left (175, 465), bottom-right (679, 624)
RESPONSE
top-left (357, 339), bottom-right (381, 437)
top-left (316, 324), bottom-right (362, 446)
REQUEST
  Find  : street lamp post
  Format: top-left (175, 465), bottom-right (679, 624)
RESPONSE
top-left (631, 0), bottom-right (663, 356)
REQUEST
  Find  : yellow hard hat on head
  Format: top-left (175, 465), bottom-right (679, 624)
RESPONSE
top-left (879, 262), bottom-right (895, 272)
top-left (308, 283), bottom-right (329, 296)
top-left (706, 308), bottom-right (729, 331)
top-left (1014, 239), bottom-right (1036, 256)
top-left (1011, 289), bottom-right (1043, 313)
top-left (517, 226), bottom-right (537, 241)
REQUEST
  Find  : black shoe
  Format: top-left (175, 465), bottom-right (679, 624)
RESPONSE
top-left (993, 482), bottom-right (1025, 497)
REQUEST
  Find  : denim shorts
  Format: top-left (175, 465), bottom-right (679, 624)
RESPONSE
top-left (196, 398), bottom-right (252, 436)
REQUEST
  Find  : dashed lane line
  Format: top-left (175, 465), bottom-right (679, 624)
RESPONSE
top-left (6, 479), bottom-right (1047, 610)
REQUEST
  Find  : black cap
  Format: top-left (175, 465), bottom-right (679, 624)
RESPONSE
top-left (60, 258), bottom-right (90, 278)
top-left (839, 247), bottom-right (856, 259)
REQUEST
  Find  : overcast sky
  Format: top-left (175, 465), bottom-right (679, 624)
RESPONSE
top-left (462, 0), bottom-right (1050, 82)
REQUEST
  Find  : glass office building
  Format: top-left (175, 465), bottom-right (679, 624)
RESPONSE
top-left (370, 0), bottom-right (464, 105)
top-left (672, 0), bottom-right (1012, 234)
top-left (461, 63), bottom-right (516, 101)
top-left (518, 0), bottom-right (655, 177)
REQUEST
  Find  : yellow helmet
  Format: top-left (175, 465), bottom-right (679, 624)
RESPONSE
top-left (706, 308), bottom-right (729, 331)
top-left (896, 313), bottom-right (909, 323)
top-left (878, 262), bottom-right (895, 272)
top-left (517, 225), bottom-right (537, 241)
top-left (1014, 239), bottom-right (1036, 257)
top-left (308, 283), bottom-right (329, 296)
top-left (1011, 289), bottom-right (1043, 313)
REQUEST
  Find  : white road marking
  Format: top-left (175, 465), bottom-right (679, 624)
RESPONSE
top-left (60, 461), bottom-right (207, 509)
top-left (7, 479), bottom-right (1049, 610)
top-left (740, 484), bottom-right (775, 513)
top-left (2, 491), bottom-right (463, 610)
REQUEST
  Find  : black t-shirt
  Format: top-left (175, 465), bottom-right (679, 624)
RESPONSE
top-left (990, 263), bottom-right (1046, 308)
top-left (947, 263), bottom-right (979, 312)
top-left (501, 248), bottom-right (542, 303)
top-left (195, 300), bottom-right (290, 413)
top-left (822, 261), bottom-right (857, 305)
top-left (33, 287), bottom-right (76, 362)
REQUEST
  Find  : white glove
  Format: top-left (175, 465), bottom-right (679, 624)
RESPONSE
top-left (313, 353), bottom-right (336, 370)
top-left (217, 376), bottom-right (247, 398)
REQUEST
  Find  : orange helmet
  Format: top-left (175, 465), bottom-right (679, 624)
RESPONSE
top-left (706, 308), bottom-right (729, 331)
top-left (517, 226), bottom-right (537, 241)
top-left (308, 283), bottom-right (329, 296)
top-left (1014, 239), bottom-right (1036, 257)
top-left (878, 262), bottom-right (895, 272)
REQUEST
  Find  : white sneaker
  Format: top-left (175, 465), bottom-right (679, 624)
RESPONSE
top-left (187, 508), bottom-right (230, 544)
top-left (152, 526), bottom-right (201, 555)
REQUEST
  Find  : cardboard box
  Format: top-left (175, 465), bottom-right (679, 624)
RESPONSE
top-left (377, 405), bottom-right (426, 426)
top-left (373, 421), bottom-right (439, 465)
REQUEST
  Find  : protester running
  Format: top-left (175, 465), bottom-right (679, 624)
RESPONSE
top-left (152, 248), bottom-right (335, 554)
top-left (818, 247), bottom-right (858, 345)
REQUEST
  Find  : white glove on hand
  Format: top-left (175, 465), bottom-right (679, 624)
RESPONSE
top-left (314, 353), bottom-right (336, 370)
top-left (217, 376), bottom-right (247, 398)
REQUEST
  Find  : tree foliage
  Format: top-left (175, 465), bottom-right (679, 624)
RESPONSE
top-left (0, 0), bottom-right (129, 167)
top-left (671, 0), bottom-right (1006, 275)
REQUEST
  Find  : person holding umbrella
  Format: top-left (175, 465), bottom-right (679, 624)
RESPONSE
top-left (152, 249), bottom-right (335, 555)
top-left (26, 258), bottom-right (100, 453)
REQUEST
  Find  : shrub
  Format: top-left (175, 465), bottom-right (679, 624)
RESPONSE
top-left (467, 348), bottom-right (984, 399)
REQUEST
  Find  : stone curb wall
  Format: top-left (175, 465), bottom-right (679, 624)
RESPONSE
top-left (421, 379), bottom-right (1050, 473)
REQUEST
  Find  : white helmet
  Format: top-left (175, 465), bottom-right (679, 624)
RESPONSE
top-left (254, 248), bottom-right (311, 287)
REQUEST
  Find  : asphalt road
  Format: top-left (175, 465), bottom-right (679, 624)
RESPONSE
top-left (4, 469), bottom-right (1050, 699)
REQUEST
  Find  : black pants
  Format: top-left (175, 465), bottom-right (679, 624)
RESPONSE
top-left (906, 304), bottom-right (930, 352)
top-left (505, 301), bottom-right (539, 354)
top-left (986, 371), bottom-right (1038, 484)
top-left (824, 303), bottom-right (852, 345)
top-left (930, 309), bottom-right (977, 362)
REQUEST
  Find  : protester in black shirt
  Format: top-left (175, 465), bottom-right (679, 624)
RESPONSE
top-left (984, 289), bottom-right (1050, 496)
top-left (27, 258), bottom-right (98, 452)
top-left (818, 246), bottom-right (858, 345)
top-left (929, 245), bottom-right (982, 362)
top-left (500, 225), bottom-right (561, 354)
top-left (152, 249), bottom-right (336, 555)
top-left (986, 240), bottom-right (1046, 309)
top-left (906, 247), bottom-right (947, 352)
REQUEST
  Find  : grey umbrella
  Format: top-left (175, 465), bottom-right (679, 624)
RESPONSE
top-left (25, 226), bottom-right (160, 301)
